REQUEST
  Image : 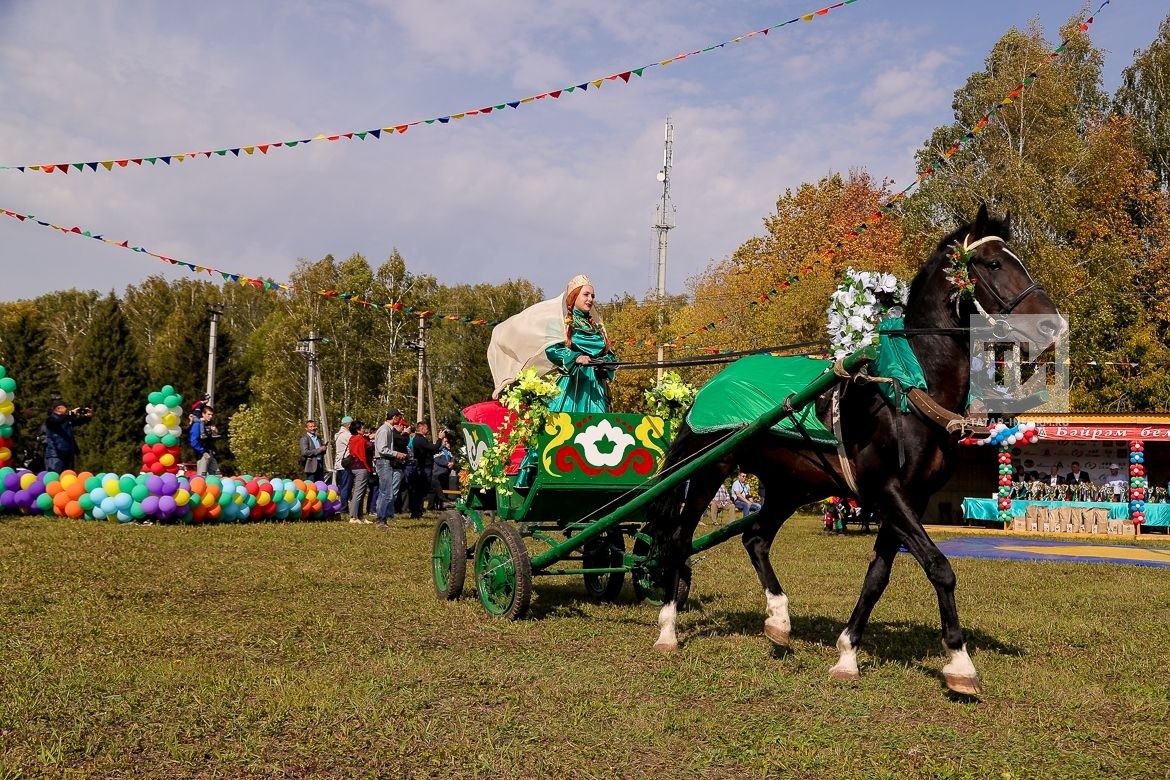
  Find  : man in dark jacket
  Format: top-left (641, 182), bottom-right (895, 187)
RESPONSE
top-left (1066, 461), bottom-right (1092, 484)
top-left (408, 421), bottom-right (439, 518)
top-left (43, 400), bottom-right (91, 473)
top-left (298, 419), bottom-right (327, 481)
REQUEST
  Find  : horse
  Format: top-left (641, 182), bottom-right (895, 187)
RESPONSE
top-left (643, 205), bottom-right (1064, 695)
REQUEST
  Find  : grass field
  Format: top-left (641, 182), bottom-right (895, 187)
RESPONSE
top-left (1, 512), bottom-right (1168, 779)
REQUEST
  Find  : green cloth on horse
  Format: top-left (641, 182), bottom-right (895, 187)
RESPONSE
top-left (684, 320), bottom-right (932, 444)
top-left (685, 355), bottom-right (838, 445)
top-left (872, 318), bottom-right (929, 413)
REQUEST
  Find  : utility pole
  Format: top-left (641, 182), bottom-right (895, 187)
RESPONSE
top-left (653, 117), bottom-right (675, 382)
top-left (296, 331), bottom-right (333, 472)
top-left (206, 306), bottom-right (223, 408)
top-left (416, 316), bottom-right (426, 423)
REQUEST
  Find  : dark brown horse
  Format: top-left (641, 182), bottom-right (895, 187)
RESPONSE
top-left (644, 205), bottom-right (1064, 695)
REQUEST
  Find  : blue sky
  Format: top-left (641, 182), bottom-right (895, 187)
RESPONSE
top-left (0, 0), bottom-right (1164, 308)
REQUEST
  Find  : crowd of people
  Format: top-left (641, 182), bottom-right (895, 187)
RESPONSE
top-left (328, 409), bottom-right (457, 529)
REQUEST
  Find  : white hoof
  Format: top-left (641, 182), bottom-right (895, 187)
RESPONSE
top-left (764, 618), bottom-right (790, 647)
top-left (763, 591), bottom-right (791, 647)
top-left (653, 639), bottom-right (678, 654)
top-left (829, 664), bottom-right (860, 683)
top-left (830, 630), bottom-right (859, 682)
top-left (942, 644), bottom-right (982, 694)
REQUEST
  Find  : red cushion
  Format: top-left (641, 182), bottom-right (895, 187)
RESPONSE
top-left (462, 401), bottom-right (526, 474)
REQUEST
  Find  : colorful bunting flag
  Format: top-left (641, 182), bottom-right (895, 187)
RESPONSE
top-left (2, 0), bottom-right (868, 175)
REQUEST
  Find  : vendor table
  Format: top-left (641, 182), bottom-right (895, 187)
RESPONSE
top-left (959, 498), bottom-right (1170, 528)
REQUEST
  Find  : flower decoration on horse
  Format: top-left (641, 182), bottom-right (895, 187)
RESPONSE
top-left (825, 268), bottom-right (909, 358)
top-left (944, 241), bottom-right (978, 302)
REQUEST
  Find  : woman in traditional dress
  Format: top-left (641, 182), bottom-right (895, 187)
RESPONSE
top-left (544, 275), bottom-right (617, 413)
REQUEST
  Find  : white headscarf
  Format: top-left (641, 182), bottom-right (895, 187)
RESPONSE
top-left (486, 274), bottom-right (603, 398)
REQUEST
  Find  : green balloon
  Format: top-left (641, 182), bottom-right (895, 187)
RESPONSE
top-left (36, 493), bottom-right (53, 512)
top-left (0, 365), bottom-right (6, 378)
top-left (84, 476), bottom-right (101, 491)
top-left (43, 471), bottom-right (60, 485)
top-left (147, 391), bottom-right (164, 405)
top-left (0, 425), bottom-right (13, 438)
top-left (145, 434), bottom-right (161, 446)
top-left (131, 484), bottom-right (149, 501)
top-left (161, 384), bottom-right (174, 394)
top-left (79, 495), bottom-right (95, 511)
top-left (130, 502), bottom-right (145, 519)
top-left (162, 434), bottom-right (179, 447)
top-left (0, 466), bottom-right (12, 479)
top-left (0, 377), bottom-right (15, 392)
top-left (163, 395), bottom-right (180, 409)
top-left (118, 474), bottom-right (136, 493)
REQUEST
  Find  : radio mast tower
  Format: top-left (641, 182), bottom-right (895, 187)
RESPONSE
top-left (653, 117), bottom-right (676, 381)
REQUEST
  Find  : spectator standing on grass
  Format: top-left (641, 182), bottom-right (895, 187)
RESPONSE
top-left (299, 419), bottom-right (327, 482)
top-left (189, 404), bottom-right (219, 476)
top-left (373, 409), bottom-right (409, 529)
top-left (731, 471), bottom-right (762, 517)
top-left (430, 431), bottom-right (455, 511)
top-left (408, 421), bottom-right (439, 519)
top-left (333, 415), bottom-right (353, 510)
top-left (347, 421), bottom-right (372, 522)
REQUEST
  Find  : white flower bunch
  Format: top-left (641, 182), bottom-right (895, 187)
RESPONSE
top-left (826, 268), bottom-right (909, 358)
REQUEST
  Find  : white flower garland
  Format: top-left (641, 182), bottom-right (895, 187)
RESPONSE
top-left (825, 268), bottom-right (909, 358)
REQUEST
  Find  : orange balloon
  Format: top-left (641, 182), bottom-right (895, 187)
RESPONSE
top-left (65, 500), bottom-right (84, 519)
top-left (207, 504), bottom-right (222, 520)
top-left (189, 477), bottom-right (206, 494)
top-left (46, 481), bottom-right (63, 497)
top-left (52, 491), bottom-right (70, 509)
top-left (65, 481), bottom-right (85, 500)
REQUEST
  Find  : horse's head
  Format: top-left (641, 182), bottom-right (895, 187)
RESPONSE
top-left (915, 204), bottom-right (1064, 345)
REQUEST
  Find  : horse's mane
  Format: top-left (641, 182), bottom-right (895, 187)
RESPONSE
top-left (905, 213), bottom-right (1012, 312)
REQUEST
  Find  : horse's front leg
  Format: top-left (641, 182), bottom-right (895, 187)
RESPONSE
top-left (838, 491), bottom-right (981, 695)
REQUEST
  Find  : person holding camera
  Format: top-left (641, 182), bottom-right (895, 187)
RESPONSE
top-left (42, 400), bottom-right (91, 473)
top-left (190, 403), bottom-right (220, 476)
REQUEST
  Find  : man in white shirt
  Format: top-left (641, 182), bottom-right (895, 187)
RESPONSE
top-left (1103, 464), bottom-right (1127, 502)
top-left (731, 472), bottom-right (762, 517)
top-left (333, 416), bottom-right (353, 510)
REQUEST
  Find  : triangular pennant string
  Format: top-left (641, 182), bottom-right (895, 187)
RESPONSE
top-left (4, 0), bottom-right (874, 175)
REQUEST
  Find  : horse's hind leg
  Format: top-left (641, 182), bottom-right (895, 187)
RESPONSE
top-left (830, 522), bottom-right (901, 682)
top-left (741, 498), bottom-right (799, 647)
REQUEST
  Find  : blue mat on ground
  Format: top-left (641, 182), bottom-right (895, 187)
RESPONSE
top-left (930, 536), bottom-right (1170, 568)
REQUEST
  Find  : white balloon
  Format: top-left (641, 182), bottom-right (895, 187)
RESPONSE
top-left (152, 423), bottom-right (169, 437)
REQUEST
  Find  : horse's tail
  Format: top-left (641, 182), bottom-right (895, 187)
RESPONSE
top-left (646, 417), bottom-right (699, 529)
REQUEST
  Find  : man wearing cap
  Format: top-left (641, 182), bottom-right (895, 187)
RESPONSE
top-left (333, 415), bottom-right (354, 511)
top-left (42, 399), bottom-right (91, 473)
top-left (1104, 464), bottom-right (1127, 501)
top-left (373, 409), bottom-right (410, 529)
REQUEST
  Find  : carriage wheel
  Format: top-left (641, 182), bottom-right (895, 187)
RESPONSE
top-left (474, 522), bottom-right (532, 619)
top-left (631, 529), bottom-right (690, 607)
top-left (432, 511), bottom-right (469, 600)
top-left (582, 531), bottom-right (625, 601)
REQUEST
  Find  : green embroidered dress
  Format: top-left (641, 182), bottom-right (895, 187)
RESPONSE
top-left (544, 311), bottom-right (617, 413)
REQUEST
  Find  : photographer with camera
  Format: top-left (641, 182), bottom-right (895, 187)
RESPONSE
top-left (42, 399), bottom-right (92, 473)
top-left (189, 403), bottom-right (220, 476)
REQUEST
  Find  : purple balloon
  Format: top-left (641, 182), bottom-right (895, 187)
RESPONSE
top-left (141, 496), bottom-right (160, 516)
top-left (0, 492), bottom-right (16, 511)
top-left (2, 472), bottom-right (18, 491)
top-left (14, 489), bottom-right (32, 509)
top-left (145, 475), bottom-right (164, 494)
top-left (160, 473), bottom-right (179, 495)
top-left (28, 480), bottom-right (45, 497)
top-left (158, 495), bottom-right (177, 515)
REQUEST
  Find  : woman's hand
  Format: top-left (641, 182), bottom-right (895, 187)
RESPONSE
top-left (574, 355), bottom-right (592, 365)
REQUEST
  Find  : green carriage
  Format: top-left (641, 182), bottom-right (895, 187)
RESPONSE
top-left (432, 404), bottom-right (675, 618)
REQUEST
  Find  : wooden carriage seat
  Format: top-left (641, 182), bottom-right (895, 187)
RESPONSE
top-left (461, 400), bottom-right (527, 475)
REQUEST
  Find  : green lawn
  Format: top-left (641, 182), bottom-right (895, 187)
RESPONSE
top-left (1, 513), bottom-right (1167, 779)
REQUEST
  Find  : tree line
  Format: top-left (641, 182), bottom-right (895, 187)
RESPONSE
top-left (2, 13), bottom-right (1169, 475)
